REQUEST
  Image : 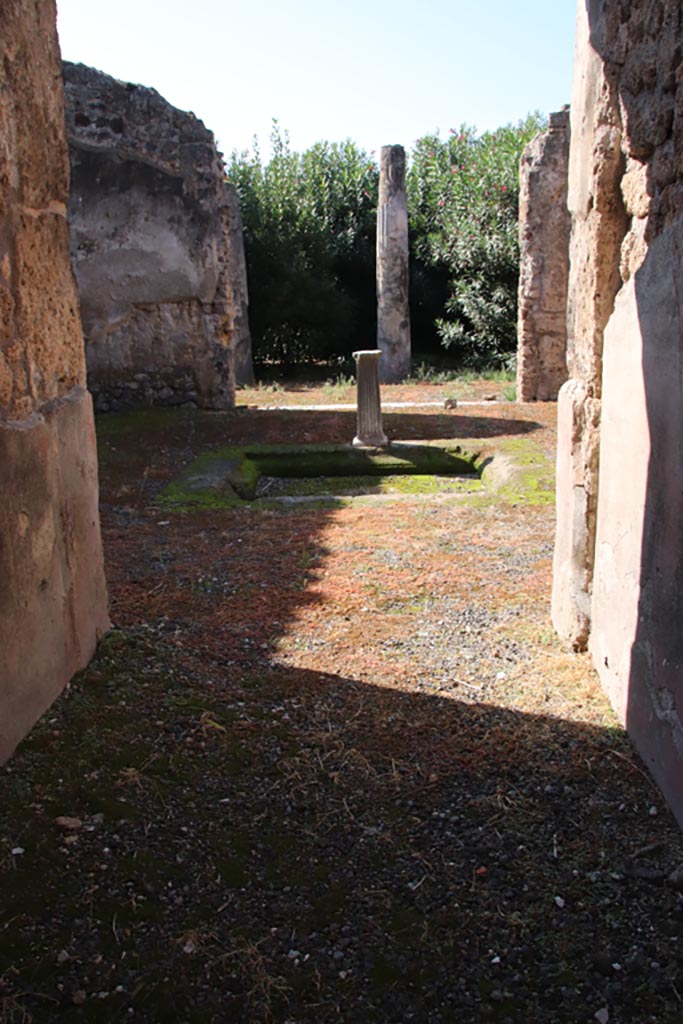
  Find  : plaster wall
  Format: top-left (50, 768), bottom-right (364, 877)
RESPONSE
top-left (0, 0), bottom-right (109, 761)
top-left (63, 62), bottom-right (252, 410)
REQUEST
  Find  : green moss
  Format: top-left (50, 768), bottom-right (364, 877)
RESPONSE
top-left (463, 436), bottom-right (555, 508)
top-left (156, 435), bottom-right (553, 511)
top-left (380, 474), bottom-right (483, 496)
top-left (249, 441), bottom-right (478, 481)
top-left (259, 473), bottom-right (483, 498)
top-left (158, 441), bottom-right (481, 509)
top-left (262, 832), bottom-right (298, 882)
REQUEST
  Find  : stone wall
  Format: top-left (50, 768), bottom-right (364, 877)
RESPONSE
top-left (63, 62), bottom-right (253, 410)
top-left (516, 109), bottom-right (571, 402)
top-left (0, 1), bottom-right (109, 761)
top-left (553, 0), bottom-right (683, 826)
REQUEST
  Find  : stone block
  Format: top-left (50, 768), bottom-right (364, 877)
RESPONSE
top-left (0, 1), bottom-right (109, 760)
top-left (551, 379), bottom-right (601, 650)
top-left (591, 220), bottom-right (683, 824)
top-left (13, 211), bottom-right (85, 405)
top-left (0, 388), bottom-right (109, 761)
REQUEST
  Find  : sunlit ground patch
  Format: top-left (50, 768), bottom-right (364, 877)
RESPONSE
top-left (158, 437), bottom-right (554, 509)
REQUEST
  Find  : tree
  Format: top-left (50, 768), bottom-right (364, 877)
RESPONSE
top-left (228, 123), bottom-right (379, 369)
top-left (408, 115), bottom-right (546, 368)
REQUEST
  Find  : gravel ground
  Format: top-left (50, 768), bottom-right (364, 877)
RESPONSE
top-left (2, 391), bottom-right (683, 1024)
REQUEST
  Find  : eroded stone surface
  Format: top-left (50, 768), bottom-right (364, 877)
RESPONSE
top-left (552, 0), bottom-right (627, 649)
top-left (551, 379), bottom-right (600, 650)
top-left (0, 2), bottom-right (108, 762)
top-left (226, 184), bottom-right (254, 386)
top-left (377, 145), bottom-right (410, 383)
top-left (63, 62), bottom-right (252, 409)
top-left (553, 0), bottom-right (683, 827)
top-left (352, 350), bottom-right (387, 448)
top-left (516, 109), bottom-right (571, 402)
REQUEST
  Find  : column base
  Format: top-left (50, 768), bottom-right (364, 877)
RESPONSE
top-left (352, 433), bottom-right (388, 448)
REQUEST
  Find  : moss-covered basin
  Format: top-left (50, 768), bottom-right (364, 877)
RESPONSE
top-left (160, 441), bottom-right (481, 507)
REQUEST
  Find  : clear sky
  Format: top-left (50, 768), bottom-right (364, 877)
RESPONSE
top-left (56, 0), bottom-right (578, 160)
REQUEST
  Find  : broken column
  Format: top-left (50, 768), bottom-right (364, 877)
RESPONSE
top-left (377, 145), bottom-right (411, 383)
top-left (352, 350), bottom-right (388, 447)
top-left (516, 108), bottom-right (571, 402)
top-left (227, 184), bottom-right (254, 385)
top-left (63, 61), bottom-right (253, 410)
top-left (0, 2), bottom-right (109, 761)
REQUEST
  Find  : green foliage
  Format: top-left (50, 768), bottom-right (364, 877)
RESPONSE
top-left (322, 373), bottom-right (355, 397)
top-left (407, 115), bottom-right (546, 368)
top-left (230, 115), bottom-right (545, 372)
top-left (228, 122), bottom-right (378, 367)
top-left (409, 362), bottom-right (463, 385)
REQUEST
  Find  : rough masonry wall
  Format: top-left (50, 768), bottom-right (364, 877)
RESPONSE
top-left (516, 108), bottom-right (571, 402)
top-left (552, 0), bottom-right (627, 650)
top-left (0, 1), bottom-right (109, 761)
top-left (63, 62), bottom-right (252, 409)
top-left (553, 0), bottom-right (683, 827)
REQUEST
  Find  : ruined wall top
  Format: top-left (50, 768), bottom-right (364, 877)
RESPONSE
top-left (548, 107), bottom-right (570, 133)
top-left (62, 61), bottom-right (226, 214)
top-left (63, 61), bottom-right (245, 411)
top-left (569, 0), bottom-right (681, 231)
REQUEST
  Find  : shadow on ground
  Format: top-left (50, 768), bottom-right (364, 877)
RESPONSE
top-left (2, 639), bottom-right (682, 1024)
top-left (96, 408), bottom-right (543, 502)
top-left (2, 401), bottom-right (681, 1023)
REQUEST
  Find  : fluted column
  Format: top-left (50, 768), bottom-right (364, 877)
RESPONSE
top-left (352, 349), bottom-right (388, 447)
top-left (377, 144), bottom-right (411, 382)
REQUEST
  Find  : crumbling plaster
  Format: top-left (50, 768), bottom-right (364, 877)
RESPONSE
top-left (63, 61), bottom-right (253, 410)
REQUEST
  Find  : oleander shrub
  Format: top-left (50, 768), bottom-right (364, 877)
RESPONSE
top-left (407, 115), bottom-right (546, 368)
top-left (229, 115), bottom-right (545, 372)
top-left (228, 123), bottom-right (379, 368)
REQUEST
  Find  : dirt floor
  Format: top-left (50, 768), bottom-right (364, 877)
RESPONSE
top-left (2, 382), bottom-right (683, 1023)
